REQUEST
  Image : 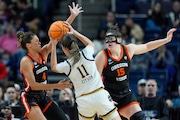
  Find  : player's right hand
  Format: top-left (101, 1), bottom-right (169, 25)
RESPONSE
top-left (57, 79), bottom-right (72, 90)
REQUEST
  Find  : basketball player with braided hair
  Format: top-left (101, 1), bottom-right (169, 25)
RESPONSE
top-left (95, 25), bottom-right (176, 120)
top-left (50, 22), bottom-right (122, 120)
top-left (17, 2), bottom-right (83, 120)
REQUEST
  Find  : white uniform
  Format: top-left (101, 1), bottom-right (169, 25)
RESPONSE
top-left (56, 46), bottom-right (118, 119)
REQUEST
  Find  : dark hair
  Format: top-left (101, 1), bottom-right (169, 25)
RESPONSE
top-left (0, 102), bottom-right (10, 111)
top-left (106, 24), bottom-right (121, 38)
top-left (16, 31), bottom-right (35, 51)
top-left (60, 34), bottom-right (80, 66)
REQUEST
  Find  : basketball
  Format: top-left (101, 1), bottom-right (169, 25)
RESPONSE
top-left (48, 21), bottom-right (70, 40)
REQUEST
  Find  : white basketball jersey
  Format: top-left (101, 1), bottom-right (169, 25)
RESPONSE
top-left (56, 46), bottom-right (104, 97)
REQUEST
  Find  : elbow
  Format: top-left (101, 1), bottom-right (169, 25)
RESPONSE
top-left (30, 83), bottom-right (40, 90)
top-left (89, 43), bottom-right (95, 48)
top-left (31, 85), bottom-right (37, 90)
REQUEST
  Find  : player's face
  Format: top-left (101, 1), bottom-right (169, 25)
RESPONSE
top-left (28, 35), bottom-right (41, 52)
top-left (105, 36), bottom-right (119, 50)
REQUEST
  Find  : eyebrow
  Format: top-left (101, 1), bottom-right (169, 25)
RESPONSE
top-left (7, 91), bottom-right (15, 92)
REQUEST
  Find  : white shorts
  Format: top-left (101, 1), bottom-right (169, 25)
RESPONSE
top-left (76, 88), bottom-right (118, 119)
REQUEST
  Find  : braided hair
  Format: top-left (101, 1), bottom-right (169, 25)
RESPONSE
top-left (16, 31), bottom-right (35, 51)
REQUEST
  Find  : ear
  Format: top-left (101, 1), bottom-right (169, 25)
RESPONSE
top-left (117, 37), bottom-right (122, 43)
top-left (26, 43), bottom-right (31, 48)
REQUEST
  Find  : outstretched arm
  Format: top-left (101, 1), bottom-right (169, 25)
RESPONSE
top-left (20, 57), bottom-right (71, 91)
top-left (66, 2), bottom-right (84, 24)
top-left (41, 2), bottom-right (83, 59)
top-left (127, 28), bottom-right (177, 58)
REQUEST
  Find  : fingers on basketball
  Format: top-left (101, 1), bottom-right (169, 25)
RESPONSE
top-left (49, 21), bottom-right (70, 41)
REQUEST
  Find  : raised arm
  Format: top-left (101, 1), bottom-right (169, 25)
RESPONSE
top-left (41, 2), bottom-right (84, 59)
top-left (50, 39), bottom-right (59, 73)
top-left (126, 28), bottom-right (177, 58)
top-left (66, 2), bottom-right (84, 24)
top-left (65, 22), bottom-right (94, 48)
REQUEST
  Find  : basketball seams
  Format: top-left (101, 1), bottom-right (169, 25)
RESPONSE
top-left (49, 20), bottom-right (69, 40)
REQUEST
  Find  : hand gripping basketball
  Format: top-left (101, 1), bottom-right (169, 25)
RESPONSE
top-left (49, 21), bottom-right (70, 41)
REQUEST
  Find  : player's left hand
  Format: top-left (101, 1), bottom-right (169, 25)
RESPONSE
top-left (48, 34), bottom-right (59, 46)
top-left (166, 28), bottom-right (177, 42)
top-left (63, 21), bottom-right (75, 34)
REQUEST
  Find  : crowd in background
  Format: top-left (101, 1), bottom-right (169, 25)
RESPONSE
top-left (0, 0), bottom-right (180, 120)
top-left (96, 0), bottom-right (180, 95)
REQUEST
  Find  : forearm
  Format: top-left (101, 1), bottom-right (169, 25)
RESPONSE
top-left (73, 30), bottom-right (94, 47)
top-left (146, 38), bottom-right (168, 52)
top-left (41, 41), bottom-right (52, 59)
top-left (66, 14), bottom-right (76, 24)
top-left (31, 82), bottom-right (59, 90)
top-left (50, 45), bottom-right (58, 72)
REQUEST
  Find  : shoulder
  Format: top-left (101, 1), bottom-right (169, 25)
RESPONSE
top-left (82, 45), bottom-right (94, 55)
top-left (21, 56), bottom-right (29, 62)
top-left (95, 49), bottom-right (107, 66)
top-left (126, 43), bottom-right (135, 48)
top-left (20, 56), bottom-right (33, 67)
top-left (95, 49), bottom-right (106, 58)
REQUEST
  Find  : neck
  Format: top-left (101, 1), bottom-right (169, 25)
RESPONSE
top-left (10, 99), bottom-right (17, 104)
top-left (28, 52), bottom-right (40, 61)
top-left (110, 46), bottom-right (121, 58)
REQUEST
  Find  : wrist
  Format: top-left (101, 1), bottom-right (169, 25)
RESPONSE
top-left (73, 30), bottom-right (78, 35)
top-left (52, 44), bottom-right (56, 47)
top-left (70, 14), bottom-right (76, 18)
top-left (54, 84), bottom-right (58, 89)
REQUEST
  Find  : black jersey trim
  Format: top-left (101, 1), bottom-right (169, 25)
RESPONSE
top-left (82, 51), bottom-right (94, 61)
top-left (39, 54), bottom-right (45, 63)
top-left (27, 53), bottom-right (44, 63)
top-left (123, 45), bottom-right (131, 60)
top-left (27, 54), bottom-right (34, 62)
top-left (104, 49), bottom-right (109, 57)
top-left (66, 60), bottom-right (71, 76)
